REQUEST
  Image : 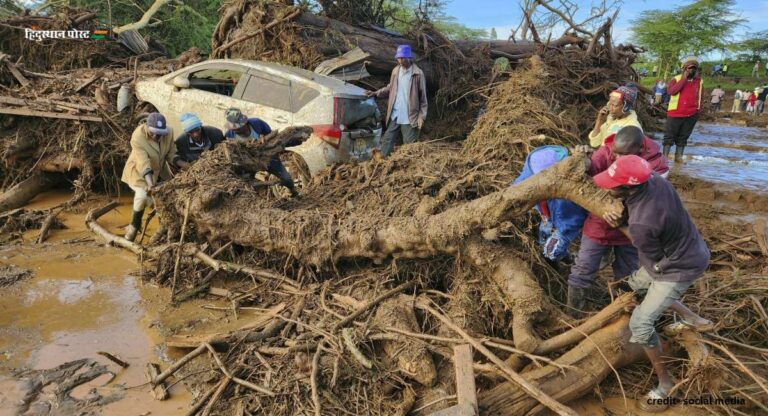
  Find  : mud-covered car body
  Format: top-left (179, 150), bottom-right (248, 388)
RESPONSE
top-left (136, 59), bottom-right (382, 176)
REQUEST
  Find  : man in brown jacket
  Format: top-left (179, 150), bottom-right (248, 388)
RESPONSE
top-left (365, 44), bottom-right (428, 157)
top-left (121, 112), bottom-right (189, 241)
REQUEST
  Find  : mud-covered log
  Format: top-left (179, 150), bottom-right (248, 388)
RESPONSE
top-left (478, 316), bottom-right (644, 415)
top-left (465, 240), bottom-right (550, 353)
top-left (0, 172), bottom-right (58, 214)
top-left (373, 295), bottom-right (437, 386)
top-left (155, 154), bottom-right (622, 267)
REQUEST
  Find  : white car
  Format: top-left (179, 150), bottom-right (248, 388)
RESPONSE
top-left (135, 59), bottom-right (382, 180)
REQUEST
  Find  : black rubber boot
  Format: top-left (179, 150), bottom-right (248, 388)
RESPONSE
top-left (674, 145), bottom-right (685, 163)
top-left (567, 286), bottom-right (588, 319)
top-left (125, 209), bottom-right (144, 241)
top-left (662, 144), bottom-right (671, 160)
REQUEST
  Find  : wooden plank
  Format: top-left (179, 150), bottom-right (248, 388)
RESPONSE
top-left (429, 406), bottom-right (472, 416)
top-left (145, 363), bottom-right (169, 400)
top-left (0, 106), bottom-right (102, 122)
top-left (0, 96), bottom-right (26, 106)
top-left (165, 302), bottom-right (286, 348)
top-left (74, 70), bottom-right (103, 93)
top-left (4, 60), bottom-right (30, 87)
top-left (453, 344), bottom-right (478, 415)
top-left (754, 218), bottom-right (768, 256)
top-left (0, 96), bottom-right (96, 112)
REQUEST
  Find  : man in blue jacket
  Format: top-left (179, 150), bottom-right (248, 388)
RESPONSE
top-left (224, 108), bottom-right (297, 196)
top-left (514, 145), bottom-right (588, 261)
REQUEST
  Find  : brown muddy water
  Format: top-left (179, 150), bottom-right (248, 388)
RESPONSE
top-left (0, 191), bottom-right (190, 416)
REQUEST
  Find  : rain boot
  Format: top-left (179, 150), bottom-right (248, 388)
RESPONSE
top-left (125, 209), bottom-right (144, 241)
top-left (662, 144), bottom-right (671, 160)
top-left (674, 146), bottom-right (685, 163)
top-left (567, 286), bottom-right (588, 319)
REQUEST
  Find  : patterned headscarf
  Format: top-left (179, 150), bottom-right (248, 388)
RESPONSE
top-left (611, 83), bottom-right (638, 112)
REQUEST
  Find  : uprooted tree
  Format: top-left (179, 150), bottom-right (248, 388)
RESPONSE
top-left (82, 42), bottom-right (747, 413)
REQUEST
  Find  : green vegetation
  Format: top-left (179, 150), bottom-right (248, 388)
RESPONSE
top-left (732, 31), bottom-right (768, 61)
top-left (630, 0), bottom-right (744, 76)
top-left (6, 0), bottom-right (487, 57)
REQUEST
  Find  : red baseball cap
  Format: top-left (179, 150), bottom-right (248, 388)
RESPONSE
top-left (594, 155), bottom-right (652, 189)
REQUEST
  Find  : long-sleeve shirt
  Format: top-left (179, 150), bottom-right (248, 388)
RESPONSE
top-left (374, 64), bottom-right (428, 128)
top-left (626, 175), bottom-right (710, 282)
top-left (667, 75), bottom-right (702, 118)
top-left (583, 133), bottom-right (669, 245)
top-left (588, 110), bottom-right (642, 148)
top-left (175, 126), bottom-right (224, 162)
top-left (513, 146), bottom-right (588, 253)
top-left (121, 124), bottom-right (179, 188)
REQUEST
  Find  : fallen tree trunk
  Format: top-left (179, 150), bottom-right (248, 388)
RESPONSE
top-left (212, 2), bottom-right (585, 86)
top-left (478, 316), bottom-right (644, 415)
top-left (0, 172), bottom-right (58, 214)
top-left (155, 152), bottom-right (622, 267)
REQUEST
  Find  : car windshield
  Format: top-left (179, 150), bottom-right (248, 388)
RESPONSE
top-left (338, 97), bottom-right (379, 128)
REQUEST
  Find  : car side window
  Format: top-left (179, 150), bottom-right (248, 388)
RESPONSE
top-left (188, 68), bottom-right (244, 97)
top-left (242, 74), bottom-right (291, 112)
top-left (291, 84), bottom-right (320, 112)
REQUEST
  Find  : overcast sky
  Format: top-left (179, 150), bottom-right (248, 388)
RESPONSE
top-left (443, 0), bottom-right (767, 45)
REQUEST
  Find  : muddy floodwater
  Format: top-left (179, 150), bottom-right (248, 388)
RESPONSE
top-left (657, 123), bottom-right (768, 192)
top-left (0, 192), bottom-right (190, 415)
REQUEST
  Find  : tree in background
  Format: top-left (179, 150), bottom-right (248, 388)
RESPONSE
top-left (733, 31), bottom-right (768, 61)
top-left (631, 0), bottom-right (743, 76)
top-left (15, 0), bottom-right (221, 56)
top-left (490, 27), bottom-right (497, 40)
top-left (511, 0), bottom-right (621, 41)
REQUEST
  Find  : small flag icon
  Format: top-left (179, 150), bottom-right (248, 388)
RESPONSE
top-left (90, 29), bottom-right (109, 39)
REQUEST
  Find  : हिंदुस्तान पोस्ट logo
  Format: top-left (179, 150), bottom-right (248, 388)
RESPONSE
top-left (24, 25), bottom-right (111, 41)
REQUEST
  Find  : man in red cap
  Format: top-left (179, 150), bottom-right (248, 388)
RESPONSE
top-left (365, 44), bottom-right (428, 157)
top-left (567, 126), bottom-right (668, 318)
top-left (596, 155), bottom-right (713, 411)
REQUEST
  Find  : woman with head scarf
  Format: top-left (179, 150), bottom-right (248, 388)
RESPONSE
top-left (588, 83), bottom-right (643, 148)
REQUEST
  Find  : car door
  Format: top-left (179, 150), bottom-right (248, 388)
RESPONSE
top-left (239, 70), bottom-right (293, 130)
top-left (166, 63), bottom-right (250, 133)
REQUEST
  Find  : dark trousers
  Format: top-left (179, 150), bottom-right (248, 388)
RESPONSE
top-left (268, 156), bottom-right (294, 190)
top-left (381, 121), bottom-right (420, 157)
top-left (663, 114), bottom-right (698, 147)
top-left (568, 236), bottom-right (639, 289)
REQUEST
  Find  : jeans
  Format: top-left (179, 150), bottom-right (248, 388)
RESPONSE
top-left (663, 114), bottom-right (698, 147)
top-left (267, 156), bottom-right (295, 190)
top-left (757, 100), bottom-right (765, 115)
top-left (129, 184), bottom-right (153, 211)
top-left (628, 267), bottom-right (694, 347)
top-left (568, 236), bottom-right (639, 289)
top-left (381, 121), bottom-right (420, 157)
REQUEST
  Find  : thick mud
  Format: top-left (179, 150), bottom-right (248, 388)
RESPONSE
top-left (0, 192), bottom-right (190, 416)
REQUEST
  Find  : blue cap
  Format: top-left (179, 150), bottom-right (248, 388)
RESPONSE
top-left (146, 112), bottom-right (169, 135)
top-left (180, 112), bottom-right (203, 134)
top-left (395, 44), bottom-right (413, 59)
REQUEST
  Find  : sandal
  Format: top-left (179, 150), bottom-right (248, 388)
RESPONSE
top-left (638, 387), bottom-right (671, 413)
top-left (680, 317), bottom-right (715, 332)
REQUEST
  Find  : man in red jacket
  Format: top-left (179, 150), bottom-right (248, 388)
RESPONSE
top-left (567, 126), bottom-right (669, 317)
top-left (664, 56), bottom-right (703, 163)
